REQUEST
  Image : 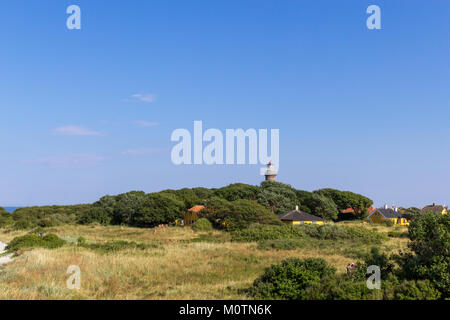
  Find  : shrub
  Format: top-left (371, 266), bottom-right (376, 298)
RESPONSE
top-left (354, 247), bottom-right (395, 281)
top-left (77, 236), bottom-right (86, 245)
top-left (231, 225), bottom-right (305, 242)
top-left (80, 240), bottom-right (157, 253)
top-left (390, 280), bottom-right (441, 300)
top-left (388, 230), bottom-right (408, 238)
top-left (395, 213), bottom-right (449, 298)
top-left (382, 220), bottom-right (395, 227)
top-left (247, 258), bottom-right (336, 299)
top-left (303, 277), bottom-right (380, 300)
top-left (0, 209), bottom-right (14, 228)
top-left (295, 224), bottom-right (387, 243)
top-left (6, 234), bottom-right (66, 252)
top-left (191, 218), bottom-right (213, 231)
top-left (78, 207), bottom-right (111, 225)
top-left (223, 200), bottom-right (283, 231)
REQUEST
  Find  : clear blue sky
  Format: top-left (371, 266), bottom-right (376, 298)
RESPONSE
top-left (1, 0), bottom-right (449, 208)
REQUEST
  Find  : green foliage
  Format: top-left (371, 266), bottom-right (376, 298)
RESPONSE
top-left (80, 240), bottom-right (157, 253)
top-left (223, 199), bottom-right (283, 230)
top-left (11, 205), bottom-right (91, 229)
top-left (257, 181), bottom-right (298, 215)
top-left (382, 219), bottom-right (395, 227)
top-left (0, 208), bottom-right (14, 227)
top-left (395, 212), bottom-right (449, 298)
top-left (297, 224), bottom-right (387, 243)
top-left (231, 225), bottom-right (305, 242)
top-left (160, 188), bottom-right (201, 208)
top-left (355, 247), bottom-right (395, 280)
top-left (295, 191), bottom-right (338, 221)
top-left (191, 218), bottom-right (213, 231)
top-left (78, 207), bottom-right (112, 225)
top-left (314, 188), bottom-right (373, 219)
top-left (130, 193), bottom-right (185, 227)
top-left (303, 276), bottom-right (379, 300)
top-left (247, 258), bottom-right (336, 299)
top-left (390, 280), bottom-right (441, 300)
top-left (399, 207), bottom-right (421, 221)
top-left (388, 230), bottom-right (408, 238)
top-left (6, 234), bottom-right (66, 252)
top-left (77, 236), bottom-right (86, 245)
top-left (213, 183), bottom-right (259, 202)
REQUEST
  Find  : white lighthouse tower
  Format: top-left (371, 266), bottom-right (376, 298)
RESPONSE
top-left (264, 162), bottom-right (277, 182)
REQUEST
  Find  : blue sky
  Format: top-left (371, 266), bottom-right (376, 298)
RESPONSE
top-left (0, 0), bottom-right (449, 208)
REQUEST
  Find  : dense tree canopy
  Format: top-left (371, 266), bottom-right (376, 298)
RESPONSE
top-left (314, 188), bottom-right (373, 219)
top-left (2, 182), bottom-right (374, 230)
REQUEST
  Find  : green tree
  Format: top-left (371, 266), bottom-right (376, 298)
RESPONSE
top-left (131, 193), bottom-right (185, 227)
top-left (395, 212), bottom-right (449, 298)
top-left (298, 193), bottom-right (339, 221)
top-left (248, 258), bottom-right (337, 299)
top-left (0, 207), bottom-right (13, 227)
top-left (224, 199), bottom-right (282, 230)
top-left (257, 181), bottom-right (298, 214)
top-left (214, 183), bottom-right (260, 202)
top-left (314, 188), bottom-right (373, 219)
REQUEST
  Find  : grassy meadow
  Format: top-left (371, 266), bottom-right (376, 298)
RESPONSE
top-left (0, 222), bottom-right (409, 300)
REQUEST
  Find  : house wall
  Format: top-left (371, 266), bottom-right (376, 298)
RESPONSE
top-left (184, 212), bottom-right (199, 226)
top-left (282, 220), bottom-right (324, 226)
top-left (368, 211), bottom-right (409, 226)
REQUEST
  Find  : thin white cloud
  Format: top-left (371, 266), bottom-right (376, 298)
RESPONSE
top-left (135, 120), bottom-right (160, 127)
top-left (121, 148), bottom-right (163, 157)
top-left (53, 126), bottom-right (102, 136)
top-left (126, 93), bottom-right (157, 103)
top-left (27, 154), bottom-right (105, 168)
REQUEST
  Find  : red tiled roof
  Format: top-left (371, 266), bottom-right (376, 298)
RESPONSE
top-left (341, 206), bottom-right (375, 214)
top-left (188, 205), bottom-right (205, 213)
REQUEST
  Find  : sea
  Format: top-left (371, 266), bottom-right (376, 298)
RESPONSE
top-left (3, 207), bottom-right (22, 213)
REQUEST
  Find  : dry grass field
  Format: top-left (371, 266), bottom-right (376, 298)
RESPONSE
top-left (0, 222), bottom-right (410, 300)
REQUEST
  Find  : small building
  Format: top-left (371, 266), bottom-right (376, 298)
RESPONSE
top-left (184, 205), bottom-right (205, 226)
top-left (366, 205), bottom-right (409, 226)
top-left (279, 206), bottom-right (325, 225)
top-left (421, 203), bottom-right (447, 216)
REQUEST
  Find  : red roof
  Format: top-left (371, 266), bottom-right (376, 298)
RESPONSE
top-left (188, 205), bottom-right (205, 213)
top-left (341, 206), bottom-right (375, 214)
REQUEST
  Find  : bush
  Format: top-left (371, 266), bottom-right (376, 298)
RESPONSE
top-left (388, 230), bottom-right (408, 238)
top-left (192, 218), bottom-right (213, 231)
top-left (11, 205), bottom-right (91, 229)
top-left (390, 280), bottom-right (441, 300)
top-left (0, 209), bottom-right (14, 228)
top-left (77, 236), bottom-right (86, 245)
top-left (395, 213), bottom-right (449, 298)
top-left (6, 234), bottom-right (66, 252)
top-left (382, 220), bottom-right (395, 227)
top-left (247, 258), bottom-right (336, 299)
top-left (296, 224), bottom-right (387, 243)
top-left (80, 240), bottom-right (157, 253)
top-left (78, 207), bottom-right (111, 225)
top-left (231, 225), bottom-right (305, 242)
top-left (303, 277), bottom-right (380, 300)
top-left (223, 200), bottom-right (283, 231)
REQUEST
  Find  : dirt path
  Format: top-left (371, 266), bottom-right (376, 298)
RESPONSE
top-left (0, 241), bottom-right (13, 265)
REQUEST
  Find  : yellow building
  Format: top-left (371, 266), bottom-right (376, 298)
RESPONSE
top-left (279, 206), bottom-right (325, 225)
top-left (184, 205), bottom-right (205, 226)
top-left (421, 203), bottom-right (447, 216)
top-left (366, 206), bottom-right (409, 226)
